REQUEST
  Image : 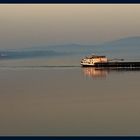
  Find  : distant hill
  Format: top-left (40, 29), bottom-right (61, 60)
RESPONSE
top-left (0, 36), bottom-right (140, 60)
top-left (29, 43), bottom-right (97, 53)
top-left (101, 36), bottom-right (140, 48)
top-left (0, 50), bottom-right (69, 60)
top-left (97, 36), bottom-right (140, 59)
top-left (46, 36), bottom-right (140, 55)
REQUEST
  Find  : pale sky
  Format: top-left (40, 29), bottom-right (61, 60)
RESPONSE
top-left (0, 4), bottom-right (140, 49)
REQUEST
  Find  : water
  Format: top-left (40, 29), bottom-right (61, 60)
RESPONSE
top-left (0, 59), bottom-right (140, 136)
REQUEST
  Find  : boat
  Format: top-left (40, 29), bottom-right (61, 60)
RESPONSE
top-left (81, 54), bottom-right (140, 67)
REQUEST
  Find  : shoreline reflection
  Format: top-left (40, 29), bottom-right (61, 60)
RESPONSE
top-left (83, 67), bottom-right (140, 79)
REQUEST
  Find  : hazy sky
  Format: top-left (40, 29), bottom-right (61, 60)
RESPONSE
top-left (0, 4), bottom-right (140, 49)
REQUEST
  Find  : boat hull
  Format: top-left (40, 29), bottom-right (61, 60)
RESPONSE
top-left (81, 62), bottom-right (140, 67)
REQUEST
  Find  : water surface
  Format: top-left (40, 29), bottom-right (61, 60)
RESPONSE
top-left (0, 66), bottom-right (140, 136)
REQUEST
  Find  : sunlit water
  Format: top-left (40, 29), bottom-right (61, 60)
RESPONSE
top-left (0, 57), bottom-right (140, 136)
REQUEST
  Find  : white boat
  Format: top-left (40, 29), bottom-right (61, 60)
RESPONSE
top-left (81, 55), bottom-right (108, 66)
top-left (80, 54), bottom-right (140, 67)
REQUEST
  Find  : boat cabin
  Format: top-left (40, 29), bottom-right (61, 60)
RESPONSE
top-left (81, 55), bottom-right (108, 66)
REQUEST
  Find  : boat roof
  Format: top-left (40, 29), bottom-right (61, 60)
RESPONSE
top-left (86, 55), bottom-right (106, 59)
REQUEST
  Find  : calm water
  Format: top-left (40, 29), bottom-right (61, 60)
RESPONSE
top-left (0, 61), bottom-right (140, 136)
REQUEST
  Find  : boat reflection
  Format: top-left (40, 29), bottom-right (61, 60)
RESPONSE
top-left (82, 67), bottom-right (140, 79)
top-left (83, 67), bottom-right (108, 79)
